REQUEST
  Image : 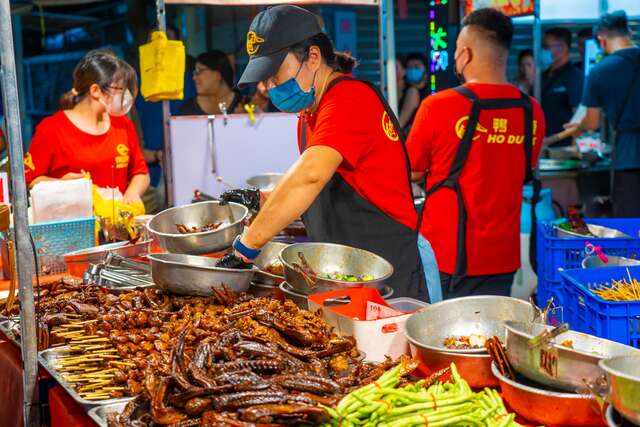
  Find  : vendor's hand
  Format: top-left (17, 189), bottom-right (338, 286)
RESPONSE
top-left (62, 170), bottom-right (87, 180)
top-left (123, 192), bottom-right (143, 205)
top-left (216, 252), bottom-right (254, 269)
top-left (563, 122), bottom-right (583, 137)
top-left (219, 188), bottom-right (261, 212)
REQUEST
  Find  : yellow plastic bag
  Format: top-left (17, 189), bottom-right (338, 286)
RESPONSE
top-left (139, 31), bottom-right (185, 102)
top-left (93, 186), bottom-right (145, 240)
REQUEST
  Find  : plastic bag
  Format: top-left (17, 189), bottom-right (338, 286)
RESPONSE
top-left (93, 186), bottom-right (145, 240)
top-left (31, 178), bottom-right (93, 223)
top-left (139, 31), bottom-right (185, 102)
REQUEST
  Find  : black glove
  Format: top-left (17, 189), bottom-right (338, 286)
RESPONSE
top-left (216, 253), bottom-right (254, 270)
top-left (218, 188), bottom-right (261, 212)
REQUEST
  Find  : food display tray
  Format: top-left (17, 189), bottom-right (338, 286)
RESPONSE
top-left (87, 401), bottom-right (128, 427)
top-left (38, 347), bottom-right (134, 407)
top-left (0, 318), bottom-right (21, 347)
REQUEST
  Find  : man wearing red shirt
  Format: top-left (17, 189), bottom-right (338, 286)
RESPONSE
top-left (407, 8), bottom-right (545, 299)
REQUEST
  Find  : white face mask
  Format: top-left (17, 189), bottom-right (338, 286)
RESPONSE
top-left (101, 89), bottom-right (133, 117)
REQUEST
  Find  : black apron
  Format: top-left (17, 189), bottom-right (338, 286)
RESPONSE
top-left (300, 76), bottom-right (427, 300)
top-left (421, 85), bottom-right (541, 291)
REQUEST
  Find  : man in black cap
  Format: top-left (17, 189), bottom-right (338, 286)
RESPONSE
top-left (566, 10), bottom-right (640, 217)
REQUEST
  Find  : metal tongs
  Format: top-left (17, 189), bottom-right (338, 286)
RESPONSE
top-left (85, 253), bottom-right (153, 289)
top-left (527, 322), bottom-right (570, 349)
top-left (292, 252), bottom-right (318, 289)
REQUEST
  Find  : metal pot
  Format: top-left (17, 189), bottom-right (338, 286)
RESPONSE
top-left (63, 240), bottom-right (151, 277)
top-left (491, 362), bottom-right (606, 427)
top-left (148, 253), bottom-right (255, 296)
top-left (246, 173), bottom-right (284, 191)
top-left (253, 241), bottom-right (288, 285)
top-left (582, 255), bottom-right (640, 269)
top-left (280, 242), bottom-right (392, 295)
top-left (279, 281), bottom-right (394, 310)
top-left (405, 296), bottom-right (534, 388)
top-left (248, 282), bottom-right (284, 301)
top-left (504, 321), bottom-right (639, 392)
top-left (599, 356), bottom-right (640, 426)
top-left (147, 201), bottom-right (248, 255)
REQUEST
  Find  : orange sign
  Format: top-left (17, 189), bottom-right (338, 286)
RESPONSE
top-left (464, 0), bottom-right (535, 17)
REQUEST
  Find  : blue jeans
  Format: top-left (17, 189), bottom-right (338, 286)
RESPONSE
top-left (418, 234), bottom-right (442, 303)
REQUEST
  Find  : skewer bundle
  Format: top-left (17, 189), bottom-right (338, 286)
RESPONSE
top-left (589, 268), bottom-right (640, 302)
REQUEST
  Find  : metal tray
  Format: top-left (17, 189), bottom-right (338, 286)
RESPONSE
top-left (38, 346), bottom-right (134, 407)
top-left (87, 401), bottom-right (129, 427)
top-left (0, 318), bottom-right (21, 347)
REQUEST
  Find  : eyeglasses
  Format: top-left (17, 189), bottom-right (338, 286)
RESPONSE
top-left (193, 67), bottom-right (210, 77)
top-left (107, 85), bottom-right (125, 94)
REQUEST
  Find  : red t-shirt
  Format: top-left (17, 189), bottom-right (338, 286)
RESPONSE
top-left (406, 83), bottom-right (545, 276)
top-left (299, 78), bottom-right (417, 230)
top-left (25, 111), bottom-right (148, 194)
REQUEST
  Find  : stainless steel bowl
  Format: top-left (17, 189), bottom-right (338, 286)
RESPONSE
top-left (600, 356), bottom-right (640, 425)
top-left (556, 223), bottom-right (631, 239)
top-left (582, 255), bottom-right (640, 269)
top-left (279, 242), bottom-right (392, 295)
top-left (246, 173), bottom-right (284, 191)
top-left (505, 321), bottom-right (639, 392)
top-left (147, 201), bottom-right (248, 254)
top-left (148, 253), bottom-right (255, 296)
top-left (405, 296), bottom-right (534, 388)
top-left (63, 240), bottom-right (151, 277)
top-left (279, 281), bottom-right (394, 310)
top-left (254, 241), bottom-right (289, 285)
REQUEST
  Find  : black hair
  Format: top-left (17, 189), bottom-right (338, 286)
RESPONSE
top-left (406, 52), bottom-right (428, 67)
top-left (196, 50), bottom-right (234, 89)
top-left (60, 48), bottom-right (137, 110)
top-left (461, 8), bottom-right (513, 51)
top-left (544, 27), bottom-right (572, 49)
top-left (518, 49), bottom-right (533, 65)
top-left (288, 32), bottom-right (357, 74)
top-left (596, 10), bottom-right (630, 38)
top-left (396, 54), bottom-right (406, 68)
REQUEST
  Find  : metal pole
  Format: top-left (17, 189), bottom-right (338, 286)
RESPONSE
top-left (157, 0), bottom-right (175, 207)
top-left (377, 0), bottom-right (386, 96)
top-left (383, 0), bottom-right (398, 114)
top-left (533, 1), bottom-right (542, 101)
top-left (0, 1), bottom-right (39, 426)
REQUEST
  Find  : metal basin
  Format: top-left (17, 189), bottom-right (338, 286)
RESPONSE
top-left (148, 253), bottom-right (255, 296)
top-left (491, 363), bottom-right (606, 427)
top-left (246, 173), bottom-right (284, 191)
top-left (405, 296), bottom-right (534, 388)
top-left (63, 240), bottom-right (151, 277)
top-left (505, 321), bottom-right (639, 392)
top-left (254, 241), bottom-right (289, 285)
top-left (556, 223), bottom-right (631, 239)
top-left (279, 282), bottom-right (393, 310)
top-left (600, 356), bottom-right (640, 425)
top-left (147, 201), bottom-right (248, 254)
top-left (582, 255), bottom-right (640, 269)
top-left (279, 242), bottom-right (392, 295)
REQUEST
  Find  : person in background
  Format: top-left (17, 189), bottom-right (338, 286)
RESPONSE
top-left (576, 27), bottom-right (593, 70)
top-left (399, 53), bottom-right (429, 132)
top-left (541, 27), bottom-right (583, 147)
top-left (248, 81), bottom-right (278, 113)
top-left (24, 49), bottom-right (149, 203)
top-left (514, 49), bottom-right (534, 95)
top-left (396, 55), bottom-right (407, 113)
top-left (179, 50), bottom-right (247, 115)
top-left (565, 11), bottom-right (640, 217)
top-left (407, 8), bottom-right (545, 299)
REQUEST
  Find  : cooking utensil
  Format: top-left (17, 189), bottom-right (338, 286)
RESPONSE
top-left (147, 201), bottom-right (248, 254)
top-left (582, 255), bottom-right (640, 269)
top-left (555, 223), bottom-right (631, 239)
top-left (87, 401), bottom-right (129, 427)
top-left (253, 241), bottom-right (289, 285)
top-left (405, 296), bottom-right (535, 388)
top-left (245, 173), bottom-right (284, 191)
top-left (279, 281), bottom-right (393, 310)
top-left (527, 322), bottom-right (569, 349)
top-left (148, 253), bottom-right (255, 296)
top-left (491, 362), bottom-right (606, 427)
top-left (599, 356), bottom-right (640, 425)
top-left (279, 242), bottom-right (392, 295)
top-left (63, 240), bottom-right (151, 277)
top-left (504, 321), bottom-right (639, 392)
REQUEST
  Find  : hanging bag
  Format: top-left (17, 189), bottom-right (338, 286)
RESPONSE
top-left (139, 31), bottom-right (186, 102)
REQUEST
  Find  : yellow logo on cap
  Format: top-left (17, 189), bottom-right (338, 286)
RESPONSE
top-left (24, 153), bottom-right (35, 172)
top-left (246, 31), bottom-right (265, 56)
top-left (382, 112), bottom-right (399, 142)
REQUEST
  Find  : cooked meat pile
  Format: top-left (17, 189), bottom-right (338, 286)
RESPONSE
top-left (175, 223), bottom-right (222, 234)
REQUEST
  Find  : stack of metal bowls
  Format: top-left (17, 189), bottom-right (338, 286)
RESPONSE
top-left (600, 356), bottom-right (640, 426)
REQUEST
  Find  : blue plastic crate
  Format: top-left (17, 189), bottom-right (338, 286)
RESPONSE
top-left (560, 266), bottom-right (640, 348)
top-left (536, 218), bottom-right (640, 307)
top-left (1, 217), bottom-right (96, 275)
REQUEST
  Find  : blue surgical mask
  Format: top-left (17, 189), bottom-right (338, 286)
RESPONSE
top-left (268, 64), bottom-right (316, 113)
top-left (405, 67), bottom-right (425, 84)
top-left (539, 49), bottom-right (554, 69)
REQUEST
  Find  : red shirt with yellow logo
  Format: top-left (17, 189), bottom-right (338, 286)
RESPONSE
top-left (25, 111), bottom-right (148, 194)
top-left (299, 78), bottom-right (417, 230)
top-left (407, 83), bottom-right (545, 276)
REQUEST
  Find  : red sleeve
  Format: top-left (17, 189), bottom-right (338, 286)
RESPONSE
top-left (125, 118), bottom-right (149, 179)
top-left (406, 97), bottom-right (433, 172)
top-left (25, 120), bottom-right (56, 186)
top-left (306, 85), bottom-right (370, 169)
top-left (531, 97), bottom-right (546, 168)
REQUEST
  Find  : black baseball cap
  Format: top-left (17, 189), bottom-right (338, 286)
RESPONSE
top-left (238, 5), bottom-right (322, 86)
top-left (595, 10), bottom-right (630, 36)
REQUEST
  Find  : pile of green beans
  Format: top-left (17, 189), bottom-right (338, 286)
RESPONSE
top-left (323, 363), bottom-right (522, 427)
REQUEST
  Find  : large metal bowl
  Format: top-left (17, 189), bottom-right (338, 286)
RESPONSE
top-left (555, 223), bottom-right (631, 239)
top-left (279, 242), bottom-right (392, 295)
top-left (600, 356), bottom-right (640, 425)
top-left (254, 241), bottom-right (289, 285)
top-left (63, 240), bottom-right (151, 277)
top-left (405, 296), bottom-right (535, 388)
top-left (147, 201), bottom-right (248, 254)
top-left (582, 255), bottom-right (640, 269)
top-left (279, 281), bottom-right (393, 310)
top-left (491, 363), bottom-right (606, 427)
top-left (505, 321), bottom-right (639, 392)
top-left (148, 253), bottom-right (255, 296)
top-left (246, 173), bottom-right (284, 191)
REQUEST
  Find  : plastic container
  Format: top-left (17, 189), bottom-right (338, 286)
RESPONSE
top-left (559, 265), bottom-right (640, 348)
top-left (536, 218), bottom-right (640, 308)
top-left (521, 185), bottom-right (555, 234)
top-left (386, 297), bottom-right (428, 313)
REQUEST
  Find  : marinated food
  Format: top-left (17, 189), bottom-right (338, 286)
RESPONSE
top-left (263, 261), bottom-right (284, 276)
top-left (443, 334), bottom-right (488, 349)
top-left (175, 222), bottom-right (222, 234)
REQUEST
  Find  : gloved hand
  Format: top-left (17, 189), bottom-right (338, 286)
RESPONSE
top-left (218, 188), bottom-right (261, 212)
top-left (216, 253), bottom-right (254, 270)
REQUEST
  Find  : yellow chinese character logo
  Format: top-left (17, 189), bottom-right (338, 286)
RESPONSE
top-left (455, 116), bottom-right (487, 141)
top-left (246, 31), bottom-right (265, 56)
top-left (492, 118), bottom-right (508, 133)
top-left (382, 112), bottom-right (399, 142)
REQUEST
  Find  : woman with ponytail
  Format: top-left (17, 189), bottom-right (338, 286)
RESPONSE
top-left (25, 49), bottom-right (149, 204)
top-left (224, 5), bottom-right (436, 301)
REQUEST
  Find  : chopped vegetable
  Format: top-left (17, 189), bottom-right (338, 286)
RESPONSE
top-left (324, 273), bottom-right (375, 282)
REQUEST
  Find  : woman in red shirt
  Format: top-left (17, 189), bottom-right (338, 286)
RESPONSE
top-left (25, 49), bottom-right (149, 204)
